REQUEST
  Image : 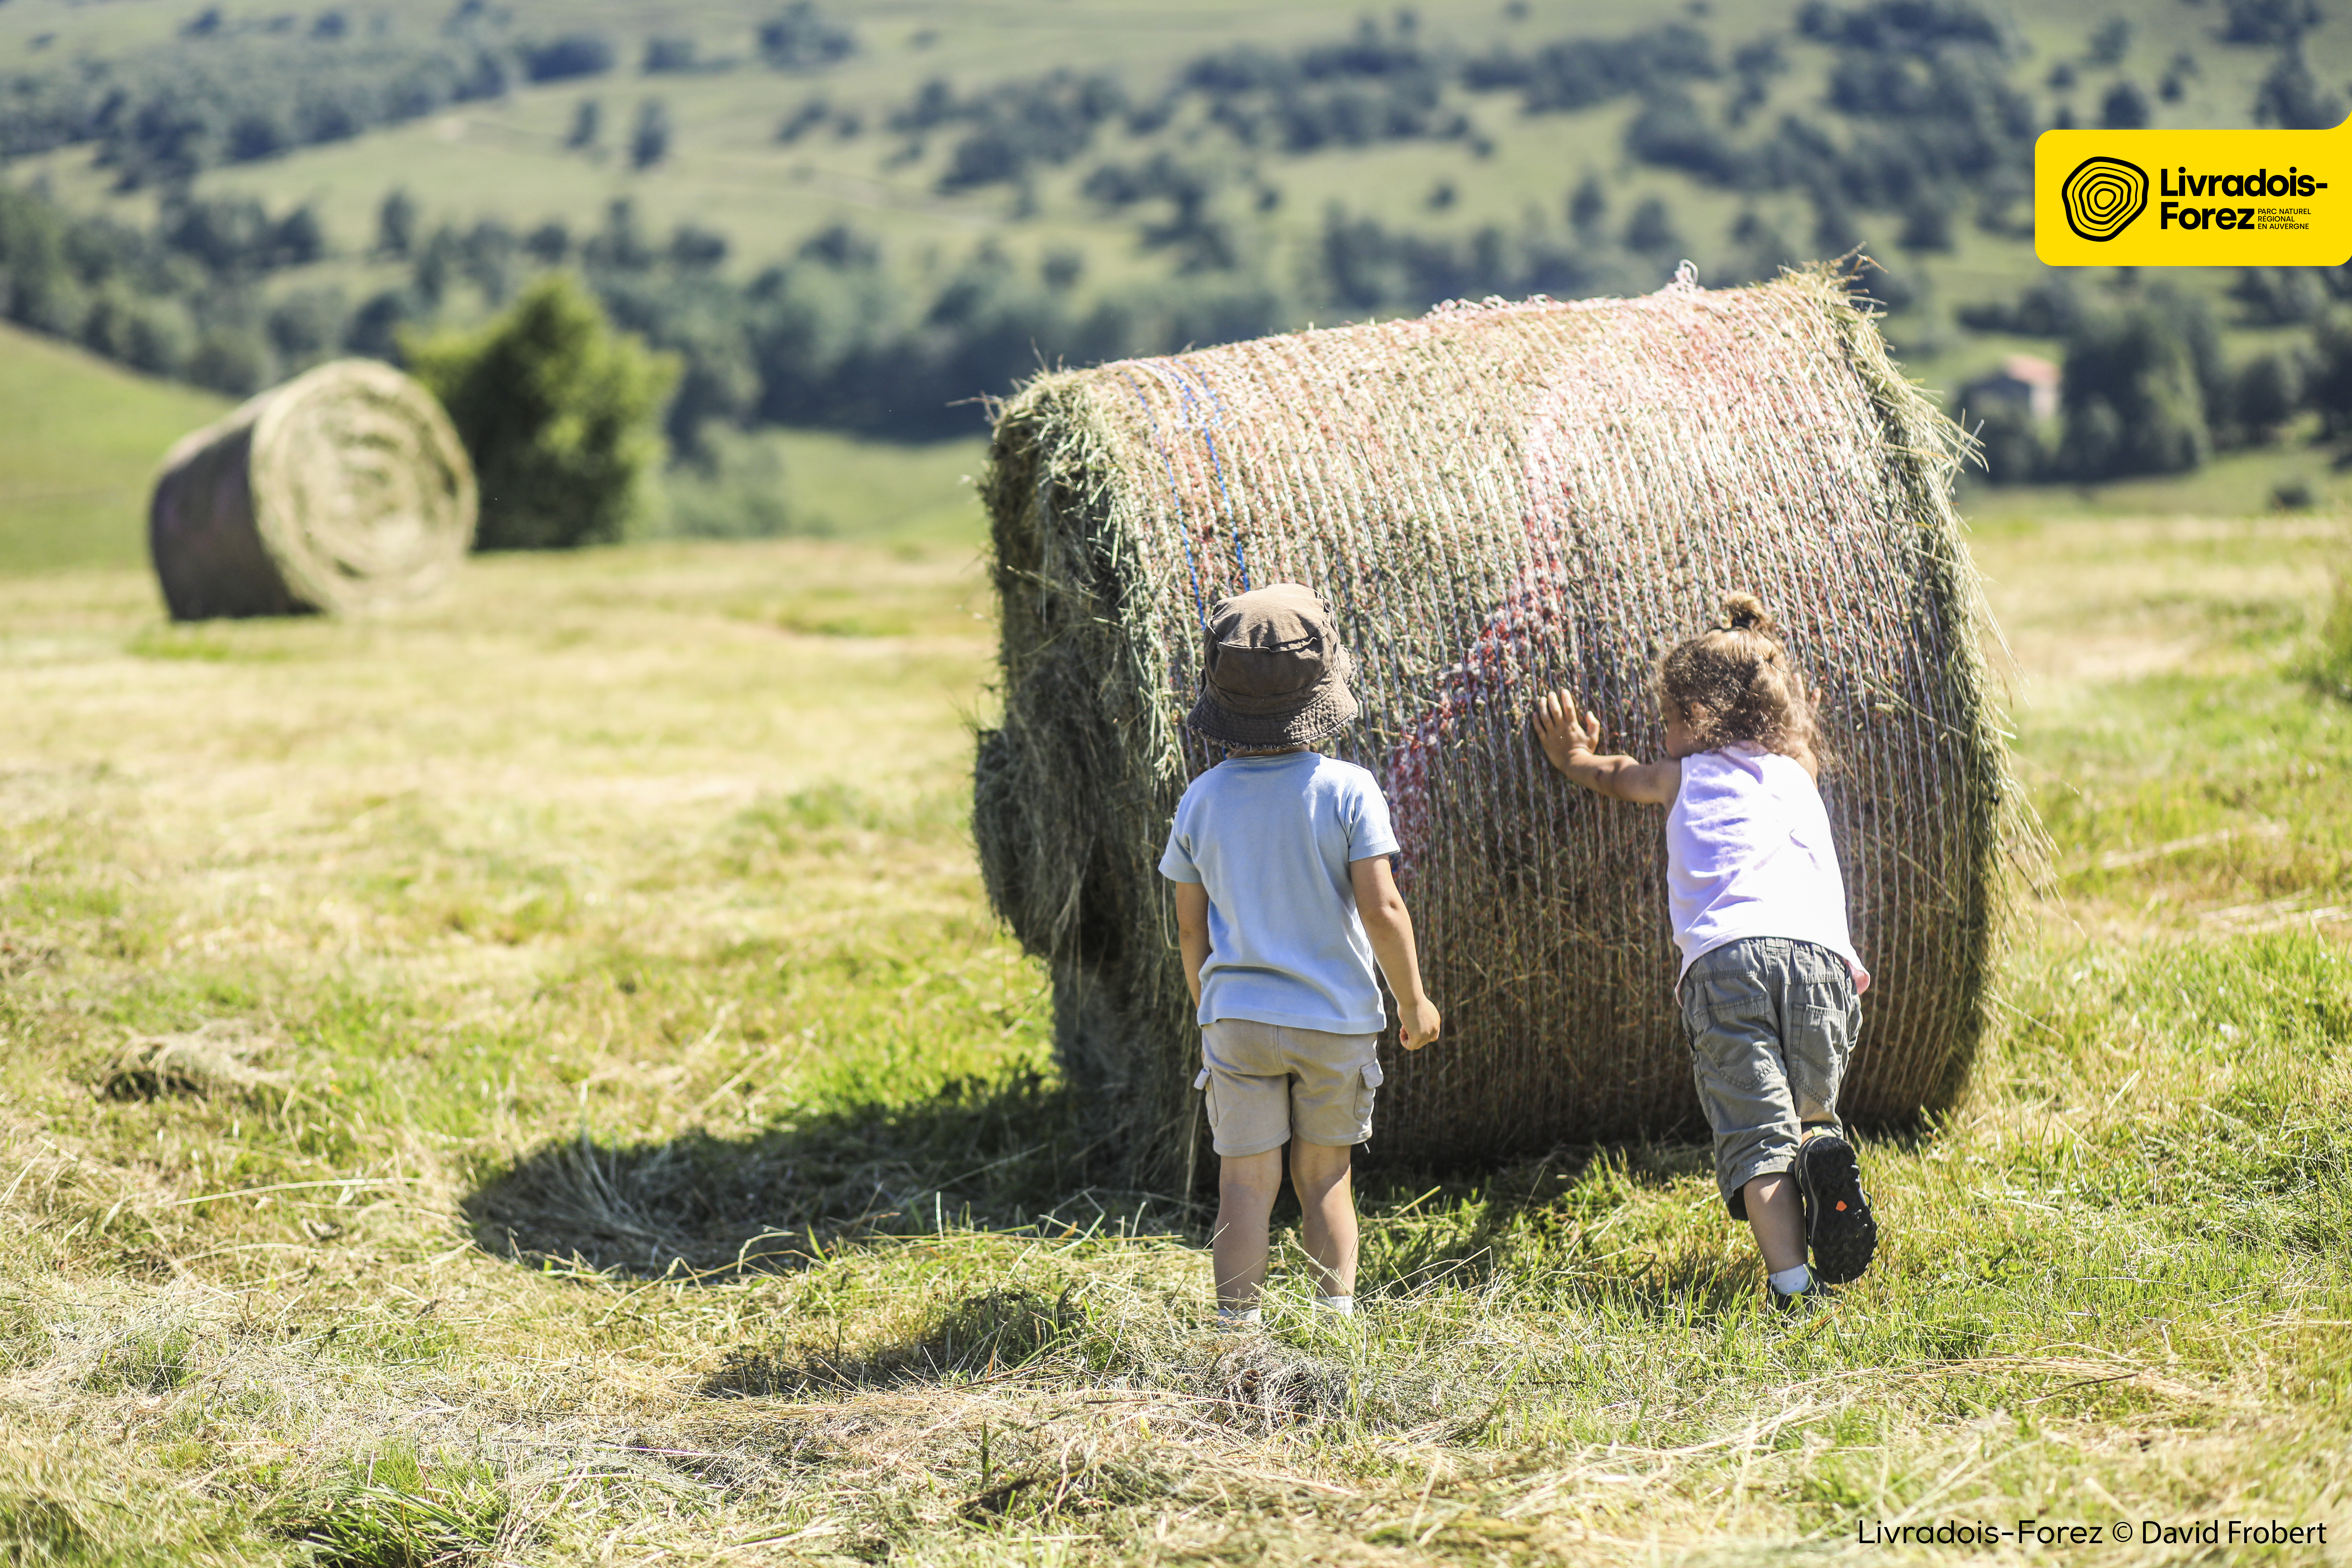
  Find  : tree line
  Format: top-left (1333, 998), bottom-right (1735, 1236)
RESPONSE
top-left (0, 165), bottom-right (1730, 445)
top-left (1963, 272), bottom-right (2352, 485)
top-left (878, 13), bottom-right (1719, 195)
top-left (0, 3), bottom-right (858, 190)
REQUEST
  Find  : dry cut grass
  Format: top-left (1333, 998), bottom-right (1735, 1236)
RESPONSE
top-left (1, 524), bottom-right (2348, 1565)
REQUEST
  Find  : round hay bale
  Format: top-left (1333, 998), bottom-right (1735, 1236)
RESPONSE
top-left (148, 359), bottom-right (476, 620)
top-left (975, 269), bottom-right (2026, 1189)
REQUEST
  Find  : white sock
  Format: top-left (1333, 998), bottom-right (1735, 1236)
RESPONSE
top-left (1769, 1264), bottom-right (1813, 1296)
top-left (1216, 1306), bottom-right (1262, 1327)
top-left (1314, 1295), bottom-right (1354, 1317)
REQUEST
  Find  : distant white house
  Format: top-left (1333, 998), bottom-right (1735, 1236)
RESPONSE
top-left (1960, 354), bottom-right (2062, 422)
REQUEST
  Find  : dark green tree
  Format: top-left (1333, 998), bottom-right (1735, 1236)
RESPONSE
top-left (374, 189), bottom-right (418, 260)
top-left (406, 274), bottom-right (678, 550)
top-left (2227, 350), bottom-right (2301, 445)
top-left (1623, 194), bottom-right (1679, 252)
top-left (1567, 174), bottom-right (1608, 239)
top-left (2101, 79), bottom-right (2150, 128)
top-left (1966, 398), bottom-right (2046, 485)
top-left (566, 98), bottom-right (601, 149)
top-left (630, 99), bottom-right (672, 170)
top-left (2059, 303), bottom-right (2212, 479)
top-left (2301, 309), bottom-right (2352, 441)
top-left (2254, 45), bottom-right (2342, 129)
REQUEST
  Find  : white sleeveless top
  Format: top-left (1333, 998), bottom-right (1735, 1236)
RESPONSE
top-left (1666, 744), bottom-right (1869, 992)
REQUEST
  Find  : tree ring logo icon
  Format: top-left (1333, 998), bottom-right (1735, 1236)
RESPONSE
top-left (2062, 156), bottom-right (2149, 241)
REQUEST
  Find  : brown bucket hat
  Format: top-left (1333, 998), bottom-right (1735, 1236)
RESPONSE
top-left (1186, 583), bottom-right (1359, 748)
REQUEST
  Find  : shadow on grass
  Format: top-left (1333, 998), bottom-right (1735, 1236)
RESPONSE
top-left (460, 1066), bottom-right (1125, 1279)
top-left (704, 1285), bottom-right (1088, 1396)
top-left (464, 1060), bottom-right (1806, 1327)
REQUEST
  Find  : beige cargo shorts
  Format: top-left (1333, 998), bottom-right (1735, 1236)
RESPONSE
top-left (1195, 1018), bottom-right (1384, 1157)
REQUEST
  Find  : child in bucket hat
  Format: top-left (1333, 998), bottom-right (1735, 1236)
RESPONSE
top-left (1158, 583), bottom-right (1442, 1330)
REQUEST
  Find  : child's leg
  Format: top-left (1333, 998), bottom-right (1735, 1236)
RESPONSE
top-left (1212, 1149), bottom-right (1284, 1308)
top-left (1201, 1020), bottom-right (1298, 1312)
top-left (1786, 943), bottom-right (1875, 1284)
top-left (1680, 940), bottom-right (1809, 1280)
top-left (1287, 1139), bottom-right (1358, 1298)
top-left (1742, 1171), bottom-right (1806, 1275)
top-left (1279, 1027), bottom-right (1380, 1310)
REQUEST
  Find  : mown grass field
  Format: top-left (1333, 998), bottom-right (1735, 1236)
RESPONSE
top-left (2, 406), bottom-right (2350, 1568)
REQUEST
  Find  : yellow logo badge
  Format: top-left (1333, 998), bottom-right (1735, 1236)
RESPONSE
top-left (2036, 120), bottom-right (2352, 266)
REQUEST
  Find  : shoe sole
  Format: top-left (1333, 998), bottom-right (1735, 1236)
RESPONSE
top-left (1798, 1133), bottom-right (1877, 1284)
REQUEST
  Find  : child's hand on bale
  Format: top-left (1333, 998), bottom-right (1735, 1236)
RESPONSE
top-left (1531, 688), bottom-right (1681, 805)
top-left (1534, 690), bottom-right (1602, 772)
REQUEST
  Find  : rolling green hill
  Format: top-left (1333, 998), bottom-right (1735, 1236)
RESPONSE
top-left (0, 321), bottom-right (226, 573)
top-left (7, 0), bottom-right (2352, 522)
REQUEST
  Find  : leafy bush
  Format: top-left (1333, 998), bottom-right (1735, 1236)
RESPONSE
top-left (518, 34), bottom-right (615, 83)
top-left (2060, 302), bottom-right (2215, 479)
top-left (406, 275), bottom-right (678, 551)
top-left (2101, 78), bottom-right (2151, 128)
top-left (630, 99), bottom-right (672, 169)
top-left (2224, 0), bottom-right (2323, 46)
top-left (759, 4), bottom-right (857, 70)
top-left (2226, 351), bottom-right (2303, 446)
top-left (2254, 46), bottom-right (2342, 128)
top-left (1955, 277), bottom-right (2080, 336)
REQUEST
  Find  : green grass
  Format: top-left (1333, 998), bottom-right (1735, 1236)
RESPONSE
top-left (0, 321), bottom-right (228, 573)
top-left (0, 512), bottom-right (2347, 1561)
top-left (1958, 440), bottom-right (2352, 526)
top-left (663, 426), bottom-right (990, 545)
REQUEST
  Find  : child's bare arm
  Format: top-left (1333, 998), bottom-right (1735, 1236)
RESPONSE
top-left (1173, 881), bottom-right (1211, 1007)
top-left (1533, 689), bottom-right (1680, 805)
top-left (1349, 856), bottom-right (1442, 1050)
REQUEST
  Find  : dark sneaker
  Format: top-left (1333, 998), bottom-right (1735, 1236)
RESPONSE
top-left (1795, 1128), bottom-right (1878, 1284)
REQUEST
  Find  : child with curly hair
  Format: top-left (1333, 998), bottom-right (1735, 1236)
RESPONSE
top-left (1533, 592), bottom-right (1877, 1311)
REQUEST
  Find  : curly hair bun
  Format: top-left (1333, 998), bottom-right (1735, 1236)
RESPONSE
top-left (1720, 591), bottom-right (1777, 636)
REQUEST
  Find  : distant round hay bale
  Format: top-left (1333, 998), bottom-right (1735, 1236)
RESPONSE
top-left (976, 268), bottom-right (2026, 1189)
top-left (149, 359), bottom-right (476, 620)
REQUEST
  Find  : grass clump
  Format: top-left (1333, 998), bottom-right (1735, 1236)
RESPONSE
top-left (81, 1325), bottom-right (201, 1396)
top-left (284, 1446), bottom-right (508, 1568)
top-left (2311, 566), bottom-right (2352, 700)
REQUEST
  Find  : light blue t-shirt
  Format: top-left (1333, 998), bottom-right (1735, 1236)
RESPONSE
top-left (1157, 752), bottom-right (1401, 1034)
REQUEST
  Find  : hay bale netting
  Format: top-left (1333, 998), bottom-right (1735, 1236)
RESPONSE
top-left (976, 269), bottom-right (2024, 1188)
top-left (149, 359), bottom-right (476, 620)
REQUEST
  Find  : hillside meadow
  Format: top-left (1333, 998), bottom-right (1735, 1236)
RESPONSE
top-left (11, 0), bottom-right (2352, 490)
top-left (1, 338), bottom-right (2349, 1558)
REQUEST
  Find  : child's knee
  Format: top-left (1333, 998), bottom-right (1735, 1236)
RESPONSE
top-left (1217, 1150), bottom-right (1283, 1211)
top-left (1287, 1139), bottom-right (1354, 1199)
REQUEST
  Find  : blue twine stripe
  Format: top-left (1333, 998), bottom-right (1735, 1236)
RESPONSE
top-left (1120, 369), bottom-right (1209, 632)
top-left (1157, 361), bottom-right (1249, 589)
